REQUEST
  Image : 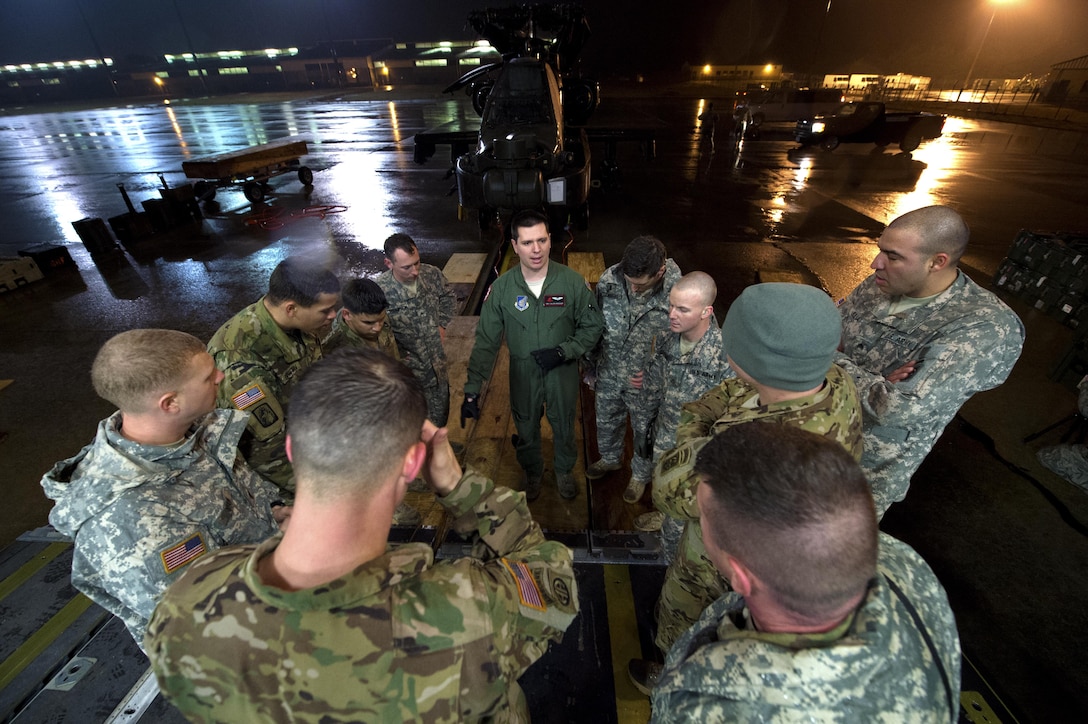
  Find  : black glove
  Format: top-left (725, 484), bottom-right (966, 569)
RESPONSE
top-left (531, 346), bottom-right (565, 372)
top-left (460, 394), bottom-right (480, 428)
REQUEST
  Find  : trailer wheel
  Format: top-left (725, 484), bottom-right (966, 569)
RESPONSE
top-left (820, 136), bottom-right (840, 151)
top-left (194, 181), bottom-right (216, 201)
top-left (298, 166), bottom-right (314, 185)
top-left (243, 181), bottom-right (264, 203)
top-left (899, 133), bottom-right (922, 153)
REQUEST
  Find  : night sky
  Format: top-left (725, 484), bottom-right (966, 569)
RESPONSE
top-left (1, 0), bottom-right (1086, 83)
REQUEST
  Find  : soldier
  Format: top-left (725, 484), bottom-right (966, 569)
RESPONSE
top-left (376, 233), bottom-right (457, 427)
top-left (323, 277), bottom-right (421, 525)
top-left (836, 205), bottom-right (1025, 516)
top-left (322, 277), bottom-right (400, 359)
top-left (41, 329), bottom-right (285, 649)
top-left (585, 235), bottom-right (680, 504)
top-left (208, 256), bottom-right (340, 495)
top-left (630, 282), bottom-right (863, 693)
top-left (633, 272), bottom-right (733, 545)
top-left (146, 348), bottom-right (579, 721)
top-left (650, 423), bottom-right (961, 723)
top-left (461, 209), bottom-right (604, 500)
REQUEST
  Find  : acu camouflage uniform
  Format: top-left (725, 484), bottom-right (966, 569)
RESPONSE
top-left (40, 409), bottom-right (281, 647)
top-left (322, 309), bottom-right (401, 359)
top-left (146, 470), bottom-right (579, 723)
top-left (208, 297), bottom-right (323, 495)
top-left (837, 271), bottom-right (1024, 516)
top-left (651, 534), bottom-right (962, 724)
top-left (652, 364), bottom-right (863, 652)
top-left (590, 259), bottom-right (681, 482)
top-left (642, 321), bottom-right (733, 562)
top-left (376, 263), bottom-right (456, 427)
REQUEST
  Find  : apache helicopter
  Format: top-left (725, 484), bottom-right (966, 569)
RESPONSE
top-left (413, 3), bottom-right (654, 232)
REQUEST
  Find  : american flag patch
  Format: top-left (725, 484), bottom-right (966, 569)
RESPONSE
top-left (231, 384), bottom-right (266, 410)
top-left (160, 533), bottom-right (206, 574)
top-left (501, 558), bottom-right (546, 611)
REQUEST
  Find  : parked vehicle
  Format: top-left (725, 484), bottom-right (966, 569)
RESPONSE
top-left (734, 88), bottom-right (844, 127)
top-left (794, 102), bottom-right (946, 152)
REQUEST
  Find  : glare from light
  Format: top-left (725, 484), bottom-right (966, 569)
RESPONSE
top-left (703, 64), bottom-right (711, 74)
top-left (764, 64), bottom-right (773, 73)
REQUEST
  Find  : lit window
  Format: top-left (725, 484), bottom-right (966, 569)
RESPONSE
top-left (415, 59), bottom-right (447, 67)
top-left (459, 58), bottom-right (481, 66)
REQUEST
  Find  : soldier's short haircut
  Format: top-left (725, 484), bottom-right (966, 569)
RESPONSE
top-left (620, 235), bottom-right (667, 278)
top-left (342, 278), bottom-right (388, 315)
top-left (509, 209), bottom-right (550, 240)
top-left (288, 348), bottom-right (427, 497)
top-left (383, 233), bottom-right (417, 259)
top-left (91, 329), bottom-right (207, 413)
top-left (266, 257), bottom-right (340, 307)
top-left (673, 271), bottom-right (717, 308)
top-left (888, 205), bottom-right (969, 265)
top-left (695, 422), bottom-right (877, 621)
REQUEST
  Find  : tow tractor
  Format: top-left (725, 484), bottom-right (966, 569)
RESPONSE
top-left (182, 138), bottom-right (314, 203)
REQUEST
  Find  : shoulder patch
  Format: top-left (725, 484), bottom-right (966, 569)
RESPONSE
top-left (231, 384), bottom-right (266, 410)
top-left (161, 533), bottom-right (206, 574)
top-left (501, 558), bottom-right (546, 611)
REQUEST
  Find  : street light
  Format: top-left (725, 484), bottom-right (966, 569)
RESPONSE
top-left (959, 0), bottom-right (1014, 102)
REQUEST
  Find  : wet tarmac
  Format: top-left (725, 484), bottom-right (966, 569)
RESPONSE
top-left (2, 85), bottom-right (1088, 721)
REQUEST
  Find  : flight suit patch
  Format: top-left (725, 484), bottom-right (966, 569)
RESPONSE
top-left (231, 384), bottom-right (266, 410)
top-left (543, 295), bottom-right (565, 307)
top-left (515, 295), bottom-right (530, 311)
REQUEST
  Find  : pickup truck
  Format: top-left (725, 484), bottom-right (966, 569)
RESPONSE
top-left (795, 102), bottom-right (945, 152)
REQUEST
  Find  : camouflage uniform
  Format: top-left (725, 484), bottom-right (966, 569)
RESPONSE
top-left (651, 534), bottom-right (962, 723)
top-left (591, 259), bottom-right (680, 482)
top-left (376, 264), bottom-right (456, 427)
top-left (837, 271), bottom-right (1024, 517)
top-left (642, 321), bottom-right (733, 562)
top-left (652, 364), bottom-right (863, 652)
top-left (644, 322), bottom-right (733, 462)
top-left (321, 309), bottom-right (401, 359)
top-left (40, 409), bottom-right (281, 648)
top-left (146, 470), bottom-right (578, 723)
top-left (209, 297), bottom-right (323, 495)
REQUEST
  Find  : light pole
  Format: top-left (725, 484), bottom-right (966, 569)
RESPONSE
top-left (958, 0), bottom-right (1011, 102)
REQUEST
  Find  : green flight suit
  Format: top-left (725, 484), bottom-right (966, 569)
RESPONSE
top-left (465, 261), bottom-right (603, 477)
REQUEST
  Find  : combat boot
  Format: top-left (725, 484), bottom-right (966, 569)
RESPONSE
top-left (585, 458), bottom-right (621, 480)
top-left (557, 471), bottom-right (578, 500)
top-left (523, 471), bottom-right (543, 501)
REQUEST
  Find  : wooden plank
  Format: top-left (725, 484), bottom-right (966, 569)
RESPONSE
top-left (566, 251), bottom-right (606, 284)
top-left (181, 140), bottom-right (308, 180)
top-left (443, 253), bottom-right (488, 285)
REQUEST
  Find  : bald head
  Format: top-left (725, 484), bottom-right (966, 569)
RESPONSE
top-left (673, 271), bottom-right (717, 308)
top-left (887, 205), bottom-right (969, 264)
top-left (669, 272), bottom-right (717, 338)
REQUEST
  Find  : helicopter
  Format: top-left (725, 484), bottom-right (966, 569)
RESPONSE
top-left (413, 3), bottom-right (654, 232)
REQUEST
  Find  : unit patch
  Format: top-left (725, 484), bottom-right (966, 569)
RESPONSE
top-left (543, 295), bottom-right (566, 307)
top-left (231, 384), bottom-right (266, 410)
top-left (161, 533), bottom-right (206, 574)
top-left (501, 558), bottom-right (546, 611)
top-left (515, 295), bottom-right (530, 311)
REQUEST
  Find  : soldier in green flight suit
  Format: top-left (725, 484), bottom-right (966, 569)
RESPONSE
top-left (461, 209), bottom-right (604, 501)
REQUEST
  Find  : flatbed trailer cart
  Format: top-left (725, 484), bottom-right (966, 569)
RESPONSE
top-left (181, 138), bottom-right (314, 203)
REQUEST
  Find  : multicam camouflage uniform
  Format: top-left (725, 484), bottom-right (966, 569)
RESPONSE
top-left (321, 309), bottom-right (401, 359)
top-left (376, 264), bottom-right (456, 427)
top-left (652, 364), bottom-right (862, 652)
top-left (642, 322), bottom-right (733, 561)
top-left (651, 534), bottom-right (962, 723)
top-left (40, 409), bottom-right (281, 648)
top-left (590, 259), bottom-right (680, 483)
top-left (837, 271), bottom-right (1024, 516)
top-left (208, 297), bottom-right (323, 495)
top-left (146, 470), bottom-right (578, 723)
